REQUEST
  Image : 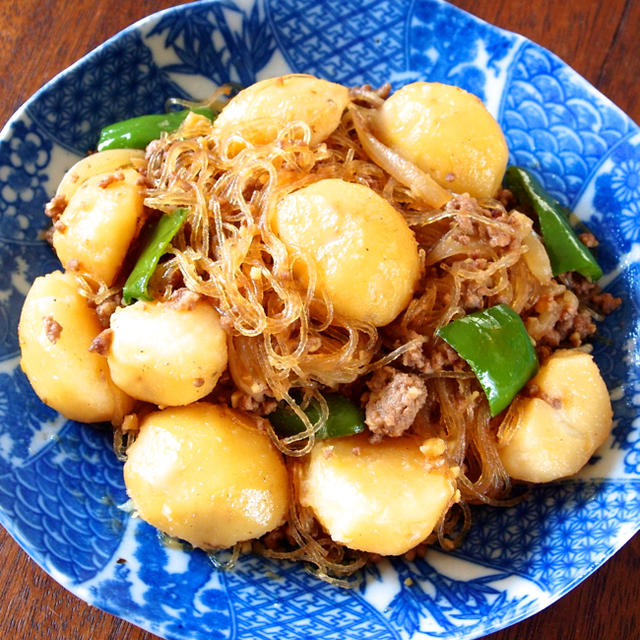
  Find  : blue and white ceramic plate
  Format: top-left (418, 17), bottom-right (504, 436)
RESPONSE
top-left (1, 1), bottom-right (639, 638)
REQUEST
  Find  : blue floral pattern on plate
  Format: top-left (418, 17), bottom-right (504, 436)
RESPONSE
top-left (0, 1), bottom-right (638, 639)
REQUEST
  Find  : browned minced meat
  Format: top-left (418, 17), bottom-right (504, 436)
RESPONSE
top-left (145, 139), bottom-right (165, 163)
top-left (230, 391), bottom-right (278, 415)
top-left (43, 315), bottom-right (62, 344)
top-left (41, 226), bottom-right (55, 246)
top-left (590, 290), bottom-right (622, 315)
top-left (578, 232), bottom-right (599, 248)
top-left (167, 288), bottom-right (202, 311)
top-left (399, 337), bottom-right (463, 375)
top-left (90, 294), bottom-right (121, 328)
top-left (98, 171), bottom-right (124, 188)
top-left (44, 194), bottom-right (67, 221)
top-left (456, 261), bottom-right (509, 312)
top-left (89, 328), bottom-right (113, 355)
top-left (563, 272), bottom-right (622, 316)
top-left (495, 187), bottom-right (516, 210)
top-left (522, 382), bottom-right (562, 409)
top-left (364, 366), bottom-right (427, 439)
top-left (525, 284), bottom-right (596, 349)
top-left (448, 193), bottom-right (530, 250)
top-left (349, 82), bottom-right (391, 104)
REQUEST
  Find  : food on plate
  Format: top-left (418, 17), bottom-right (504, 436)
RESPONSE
top-left (124, 403), bottom-right (289, 549)
top-left (212, 74), bottom-right (350, 146)
top-left (299, 434), bottom-right (457, 556)
top-left (372, 81), bottom-right (509, 198)
top-left (18, 73), bottom-right (620, 584)
top-left (497, 349), bottom-right (613, 482)
top-left (51, 168), bottom-right (145, 286)
top-left (271, 178), bottom-right (420, 326)
top-left (18, 270), bottom-right (134, 423)
top-left (107, 297), bottom-right (228, 406)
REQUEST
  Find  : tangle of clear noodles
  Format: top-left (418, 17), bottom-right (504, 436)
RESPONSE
top-left (389, 196), bottom-right (555, 517)
top-left (144, 116), bottom-right (413, 457)
top-left (138, 103), bottom-right (565, 575)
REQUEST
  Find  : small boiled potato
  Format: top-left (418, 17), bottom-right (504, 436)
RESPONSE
top-left (52, 168), bottom-right (145, 286)
top-left (498, 349), bottom-right (613, 483)
top-left (272, 178), bottom-right (420, 326)
top-left (124, 403), bottom-right (289, 549)
top-left (373, 82), bottom-right (508, 199)
top-left (18, 270), bottom-right (134, 423)
top-left (213, 74), bottom-right (349, 146)
top-left (107, 298), bottom-right (228, 407)
top-left (54, 148), bottom-right (145, 203)
top-left (299, 434), bottom-right (455, 555)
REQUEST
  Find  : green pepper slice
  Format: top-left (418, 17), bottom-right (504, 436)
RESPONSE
top-left (504, 166), bottom-right (603, 280)
top-left (436, 304), bottom-right (539, 416)
top-left (122, 208), bottom-right (188, 304)
top-left (269, 393), bottom-right (366, 440)
top-left (96, 107), bottom-right (216, 151)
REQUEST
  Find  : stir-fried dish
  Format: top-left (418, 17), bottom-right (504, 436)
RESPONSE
top-left (18, 74), bottom-right (620, 584)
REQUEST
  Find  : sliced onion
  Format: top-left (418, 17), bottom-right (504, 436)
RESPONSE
top-left (349, 106), bottom-right (451, 209)
top-left (56, 148), bottom-right (146, 203)
top-left (522, 230), bottom-right (553, 283)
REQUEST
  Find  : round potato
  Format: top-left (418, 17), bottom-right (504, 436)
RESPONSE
top-left (299, 434), bottom-right (456, 555)
top-left (52, 168), bottom-right (145, 286)
top-left (373, 82), bottom-right (508, 199)
top-left (213, 74), bottom-right (349, 147)
top-left (272, 178), bottom-right (420, 326)
top-left (498, 349), bottom-right (613, 482)
top-left (107, 297), bottom-right (228, 407)
top-left (124, 403), bottom-right (289, 549)
top-left (18, 270), bottom-right (134, 423)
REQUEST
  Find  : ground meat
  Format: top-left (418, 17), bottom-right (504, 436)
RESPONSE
top-left (136, 172), bottom-right (149, 187)
top-left (405, 339), bottom-right (463, 375)
top-left (525, 283), bottom-right (596, 348)
top-left (89, 328), bottom-right (113, 355)
top-left (167, 288), bottom-right (202, 311)
top-left (384, 326), bottom-right (463, 375)
top-left (92, 295), bottom-right (121, 328)
top-left (44, 194), bottom-right (67, 221)
top-left (495, 187), bottom-right (516, 210)
top-left (364, 366), bottom-right (427, 439)
top-left (43, 316), bottom-right (62, 343)
top-left (447, 194), bottom-right (531, 251)
top-left (230, 391), bottom-right (277, 415)
top-left (98, 171), bottom-right (124, 188)
top-left (523, 381), bottom-right (562, 409)
top-left (145, 139), bottom-right (165, 164)
top-left (591, 291), bottom-right (622, 315)
top-left (562, 272), bottom-right (622, 316)
top-left (578, 232), bottom-right (599, 248)
top-left (349, 82), bottom-right (391, 105)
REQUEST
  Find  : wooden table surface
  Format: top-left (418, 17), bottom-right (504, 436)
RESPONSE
top-left (1, 1), bottom-right (639, 638)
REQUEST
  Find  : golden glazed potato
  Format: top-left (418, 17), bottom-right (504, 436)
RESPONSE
top-left (213, 74), bottom-right (349, 146)
top-left (498, 349), bottom-right (613, 483)
top-left (107, 298), bottom-right (228, 407)
top-left (124, 403), bottom-right (289, 549)
top-left (373, 82), bottom-right (508, 199)
top-left (299, 434), bottom-right (456, 555)
top-left (272, 178), bottom-right (420, 326)
top-left (18, 271), bottom-right (133, 423)
top-left (52, 168), bottom-right (145, 286)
